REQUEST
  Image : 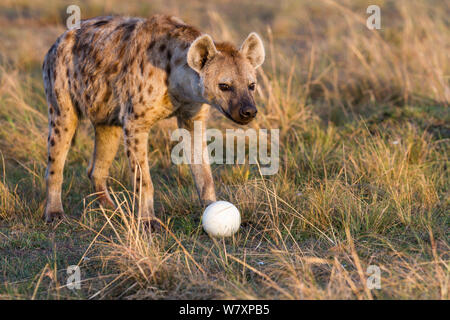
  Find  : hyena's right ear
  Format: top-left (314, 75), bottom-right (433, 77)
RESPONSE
top-left (240, 32), bottom-right (265, 69)
top-left (187, 34), bottom-right (218, 73)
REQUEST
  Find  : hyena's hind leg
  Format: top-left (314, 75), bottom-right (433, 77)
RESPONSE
top-left (87, 125), bottom-right (122, 207)
top-left (44, 97), bottom-right (79, 223)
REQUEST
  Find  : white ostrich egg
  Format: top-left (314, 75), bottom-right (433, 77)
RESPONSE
top-left (202, 201), bottom-right (241, 237)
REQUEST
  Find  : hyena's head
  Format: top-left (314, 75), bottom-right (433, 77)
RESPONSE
top-left (187, 33), bottom-right (265, 125)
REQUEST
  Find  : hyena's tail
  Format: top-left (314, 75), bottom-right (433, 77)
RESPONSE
top-left (42, 37), bottom-right (80, 147)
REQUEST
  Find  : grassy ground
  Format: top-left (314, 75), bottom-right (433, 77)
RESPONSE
top-left (0, 0), bottom-right (448, 299)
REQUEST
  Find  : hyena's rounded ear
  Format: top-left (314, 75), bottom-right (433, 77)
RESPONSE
top-left (239, 32), bottom-right (265, 69)
top-left (187, 34), bottom-right (218, 73)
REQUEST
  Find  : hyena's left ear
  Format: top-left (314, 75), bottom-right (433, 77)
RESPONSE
top-left (239, 32), bottom-right (265, 69)
top-left (187, 34), bottom-right (218, 73)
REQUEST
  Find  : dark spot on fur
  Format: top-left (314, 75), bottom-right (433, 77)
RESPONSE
top-left (122, 61), bottom-right (129, 73)
top-left (50, 121), bottom-right (55, 127)
top-left (93, 20), bottom-right (109, 27)
top-left (140, 60), bottom-right (145, 74)
top-left (94, 57), bottom-right (103, 70)
top-left (50, 138), bottom-right (55, 146)
top-left (50, 171), bottom-right (55, 175)
top-left (147, 41), bottom-right (155, 52)
top-left (159, 44), bottom-right (166, 52)
top-left (122, 21), bottom-right (137, 41)
top-left (54, 128), bottom-right (60, 135)
top-left (106, 62), bottom-right (119, 75)
top-left (48, 156), bottom-right (54, 162)
top-left (103, 87), bottom-right (112, 104)
top-left (127, 150), bottom-right (131, 157)
top-left (125, 128), bottom-right (130, 136)
top-left (127, 102), bottom-right (133, 114)
top-left (148, 85), bottom-right (153, 94)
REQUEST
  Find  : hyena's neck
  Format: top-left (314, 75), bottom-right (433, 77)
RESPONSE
top-left (167, 46), bottom-right (206, 105)
top-left (168, 52), bottom-right (206, 103)
top-left (141, 15), bottom-right (207, 105)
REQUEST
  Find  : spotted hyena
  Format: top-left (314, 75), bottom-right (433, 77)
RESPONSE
top-left (42, 14), bottom-right (265, 228)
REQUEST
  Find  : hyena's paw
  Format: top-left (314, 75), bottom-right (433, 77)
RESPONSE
top-left (44, 210), bottom-right (64, 223)
top-left (97, 192), bottom-right (116, 209)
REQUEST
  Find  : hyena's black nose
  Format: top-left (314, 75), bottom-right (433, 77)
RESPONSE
top-left (240, 105), bottom-right (258, 119)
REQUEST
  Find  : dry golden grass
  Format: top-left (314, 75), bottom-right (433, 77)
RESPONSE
top-left (0, 0), bottom-right (448, 299)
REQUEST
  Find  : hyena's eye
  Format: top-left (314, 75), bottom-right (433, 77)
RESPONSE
top-left (248, 83), bottom-right (256, 91)
top-left (218, 83), bottom-right (232, 91)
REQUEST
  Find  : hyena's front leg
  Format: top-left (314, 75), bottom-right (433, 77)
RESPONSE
top-left (88, 125), bottom-right (122, 207)
top-left (44, 103), bottom-right (79, 222)
top-left (177, 114), bottom-right (217, 207)
top-left (123, 120), bottom-right (156, 226)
